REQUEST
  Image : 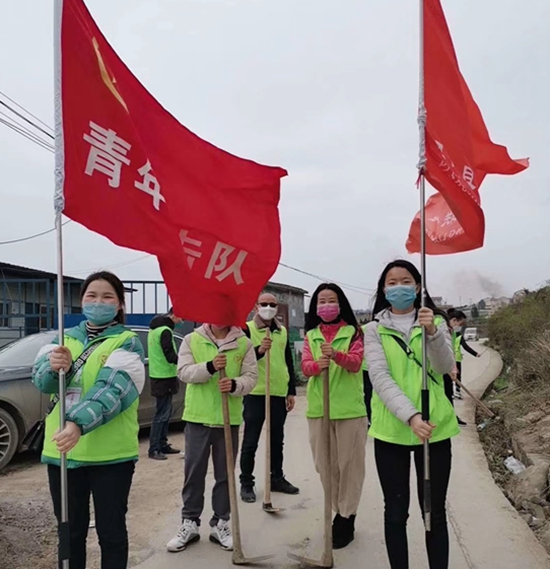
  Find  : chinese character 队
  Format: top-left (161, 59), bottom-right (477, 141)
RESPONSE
top-left (205, 242), bottom-right (248, 285)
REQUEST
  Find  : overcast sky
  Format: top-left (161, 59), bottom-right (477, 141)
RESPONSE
top-left (1, 0), bottom-right (548, 310)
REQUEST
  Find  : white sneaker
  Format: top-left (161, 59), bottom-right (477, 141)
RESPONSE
top-left (167, 519), bottom-right (200, 552)
top-left (210, 519), bottom-right (233, 551)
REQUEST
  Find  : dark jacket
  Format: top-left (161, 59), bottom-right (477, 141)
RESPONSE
top-left (149, 315), bottom-right (180, 398)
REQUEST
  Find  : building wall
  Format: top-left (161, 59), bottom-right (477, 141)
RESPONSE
top-left (263, 284), bottom-right (305, 331)
top-left (0, 280), bottom-right (81, 347)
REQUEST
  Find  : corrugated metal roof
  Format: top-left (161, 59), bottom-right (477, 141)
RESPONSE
top-left (0, 261), bottom-right (82, 281)
top-left (265, 280), bottom-right (308, 295)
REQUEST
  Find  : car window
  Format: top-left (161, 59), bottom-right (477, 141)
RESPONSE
top-left (0, 332), bottom-right (57, 367)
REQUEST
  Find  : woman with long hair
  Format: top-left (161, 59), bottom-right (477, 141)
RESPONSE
top-left (364, 260), bottom-right (458, 569)
top-left (302, 283), bottom-right (367, 550)
top-left (32, 271), bottom-right (145, 569)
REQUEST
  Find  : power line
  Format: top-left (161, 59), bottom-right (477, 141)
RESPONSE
top-left (0, 90), bottom-right (54, 134)
top-left (278, 262), bottom-right (374, 295)
top-left (0, 220), bottom-right (71, 245)
top-left (0, 100), bottom-right (55, 140)
top-left (0, 115), bottom-right (55, 153)
top-left (69, 254), bottom-right (154, 275)
top-left (0, 91), bottom-right (55, 152)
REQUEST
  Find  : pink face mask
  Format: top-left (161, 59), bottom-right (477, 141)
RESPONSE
top-left (317, 304), bottom-right (340, 322)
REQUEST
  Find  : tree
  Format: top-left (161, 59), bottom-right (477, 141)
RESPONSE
top-left (478, 299), bottom-right (486, 310)
top-left (471, 305), bottom-right (479, 319)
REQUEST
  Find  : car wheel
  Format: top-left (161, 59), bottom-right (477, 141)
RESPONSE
top-left (0, 408), bottom-right (19, 471)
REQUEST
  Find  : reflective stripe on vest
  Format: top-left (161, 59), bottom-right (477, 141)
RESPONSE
top-left (42, 330), bottom-right (139, 463)
top-left (306, 326), bottom-right (366, 420)
top-left (368, 317), bottom-right (459, 446)
top-left (148, 326), bottom-right (177, 378)
top-left (183, 333), bottom-right (248, 426)
top-left (247, 321), bottom-right (290, 397)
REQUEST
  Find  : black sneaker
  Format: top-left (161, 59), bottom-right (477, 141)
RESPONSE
top-left (271, 477), bottom-right (299, 495)
top-left (162, 444), bottom-right (181, 455)
top-left (457, 417), bottom-right (467, 426)
top-left (240, 485), bottom-right (256, 503)
top-left (149, 450), bottom-right (168, 461)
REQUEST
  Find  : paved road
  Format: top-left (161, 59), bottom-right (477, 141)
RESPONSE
top-left (134, 347), bottom-right (550, 568)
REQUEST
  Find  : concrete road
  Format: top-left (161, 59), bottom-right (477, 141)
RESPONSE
top-left (134, 348), bottom-right (550, 569)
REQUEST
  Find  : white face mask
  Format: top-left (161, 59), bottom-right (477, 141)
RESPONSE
top-left (258, 306), bottom-right (278, 321)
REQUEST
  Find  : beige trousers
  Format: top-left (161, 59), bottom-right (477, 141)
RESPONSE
top-left (308, 416), bottom-right (368, 519)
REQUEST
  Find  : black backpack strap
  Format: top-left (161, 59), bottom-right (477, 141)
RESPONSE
top-left (388, 335), bottom-right (438, 384)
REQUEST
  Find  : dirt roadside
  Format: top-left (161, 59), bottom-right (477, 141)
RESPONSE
top-left (0, 429), bottom-right (188, 569)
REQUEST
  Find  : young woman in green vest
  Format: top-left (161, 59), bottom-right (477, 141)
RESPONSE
top-left (447, 308), bottom-right (480, 401)
top-left (302, 283), bottom-right (367, 550)
top-left (364, 260), bottom-right (458, 569)
top-left (32, 271), bottom-right (145, 569)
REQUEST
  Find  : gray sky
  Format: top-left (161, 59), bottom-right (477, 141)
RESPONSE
top-left (1, 0), bottom-right (548, 310)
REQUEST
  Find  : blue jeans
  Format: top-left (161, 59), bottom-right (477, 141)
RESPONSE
top-left (149, 394), bottom-right (173, 454)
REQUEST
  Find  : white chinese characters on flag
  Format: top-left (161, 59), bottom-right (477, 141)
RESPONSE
top-left (58, 0), bottom-right (287, 325)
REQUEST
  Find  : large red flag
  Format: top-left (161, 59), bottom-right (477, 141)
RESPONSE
top-left (56, 0), bottom-right (287, 325)
top-left (406, 0), bottom-right (528, 255)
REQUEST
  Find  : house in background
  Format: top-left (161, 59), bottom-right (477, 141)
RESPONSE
top-left (0, 262), bottom-right (83, 347)
top-left (259, 281), bottom-right (307, 339)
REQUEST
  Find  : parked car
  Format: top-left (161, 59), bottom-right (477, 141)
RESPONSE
top-left (464, 327), bottom-right (479, 341)
top-left (0, 326), bottom-right (188, 471)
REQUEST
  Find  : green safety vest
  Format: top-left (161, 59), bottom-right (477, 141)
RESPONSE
top-left (42, 330), bottom-right (140, 463)
top-left (148, 325), bottom-right (178, 378)
top-left (369, 318), bottom-right (460, 446)
top-left (247, 321), bottom-right (290, 397)
top-left (306, 326), bottom-right (366, 420)
top-left (453, 331), bottom-right (463, 362)
top-left (183, 332), bottom-right (248, 426)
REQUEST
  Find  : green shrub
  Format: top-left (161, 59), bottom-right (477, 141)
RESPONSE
top-left (488, 286), bottom-right (550, 366)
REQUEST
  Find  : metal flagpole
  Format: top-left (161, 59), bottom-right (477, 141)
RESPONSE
top-left (56, 216), bottom-right (70, 568)
top-left (54, 0), bottom-right (70, 566)
top-left (417, 0), bottom-right (431, 533)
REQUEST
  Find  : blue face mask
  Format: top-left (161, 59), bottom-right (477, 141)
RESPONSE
top-left (82, 303), bottom-right (118, 326)
top-left (385, 285), bottom-right (417, 311)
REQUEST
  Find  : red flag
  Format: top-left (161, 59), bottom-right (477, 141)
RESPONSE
top-left (406, 0), bottom-right (528, 255)
top-left (56, 0), bottom-right (287, 325)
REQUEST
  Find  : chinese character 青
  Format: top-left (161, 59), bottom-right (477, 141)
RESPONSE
top-left (83, 121), bottom-right (131, 188)
top-left (205, 242), bottom-right (248, 285)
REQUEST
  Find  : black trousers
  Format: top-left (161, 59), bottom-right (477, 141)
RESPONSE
top-left (374, 439), bottom-right (452, 569)
top-left (443, 374), bottom-right (454, 406)
top-left (455, 362), bottom-right (462, 393)
top-left (239, 394), bottom-right (287, 486)
top-left (148, 393), bottom-right (173, 454)
top-left (48, 461), bottom-right (135, 569)
top-left (363, 370), bottom-right (373, 422)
